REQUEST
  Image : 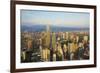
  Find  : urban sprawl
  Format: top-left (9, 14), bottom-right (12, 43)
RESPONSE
top-left (21, 28), bottom-right (89, 62)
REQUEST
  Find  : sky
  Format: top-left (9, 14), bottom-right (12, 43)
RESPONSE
top-left (21, 9), bottom-right (90, 28)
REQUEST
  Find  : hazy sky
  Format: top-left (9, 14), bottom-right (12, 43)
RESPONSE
top-left (21, 10), bottom-right (90, 28)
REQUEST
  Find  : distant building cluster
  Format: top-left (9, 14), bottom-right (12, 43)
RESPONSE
top-left (21, 30), bottom-right (89, 62)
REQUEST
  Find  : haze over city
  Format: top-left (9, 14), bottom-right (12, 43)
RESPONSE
top-left (21, 10), bottom-right (90, 28)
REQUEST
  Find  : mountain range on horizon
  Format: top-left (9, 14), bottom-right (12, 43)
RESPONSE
top-left (21, 24), bottom-right (89, 32)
